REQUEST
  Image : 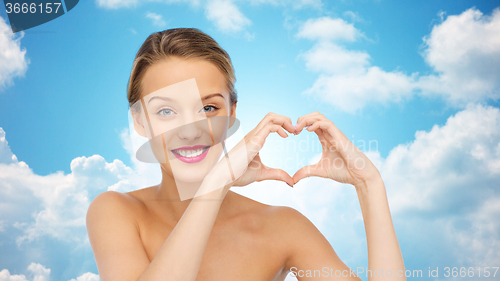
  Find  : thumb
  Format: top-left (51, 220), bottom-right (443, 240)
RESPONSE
top-left (260, 167), bottom-right (294, 187)
top-left (292, 164), bottom-right (324, 184)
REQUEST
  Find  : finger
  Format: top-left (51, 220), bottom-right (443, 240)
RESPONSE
top-left (276, 126), bottom-right (289, 138)
top-left (256, 112), bottom-right (295, 135)
top-left (315, 127), bottom-right (335, 144)
top-left (314, 129), bottom-right (330, 151)
top-left (284, 116), bottom-right (296, 135)
top-left (248, 152), bottom-right (263, 170)
top-left (246, 124), bottom-right (289, 156)
top-left (306, 120), bottom-right (332, 133)
top-left (309, 122), bottom-right (354, 156)
top-left (260, 167), bottom-right (294, 187)
top-left (256, 123), bottom-right (289, 142)
top-left (313, 120), bottom-right (352, 148)
top-left (259, 124), bottom-right (289, 139)
top-left (269, 115), bottom-right (295, 134)
top-left (295, 111), bottom-right (321, 124)
top-left (296, 115), bottom-right (343, 142)
top-left (295, 111), bottom-right (323, 130)
top-left (254, 124), bottom-right (289, 139)
top-left (292, 164), bottom-right (325, 184)
top-left (295, 117), bottom-right (321, 134)
top-left (276, 115), bottom-right (293, 131)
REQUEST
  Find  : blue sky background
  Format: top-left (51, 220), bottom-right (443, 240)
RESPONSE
top-left (0, 0), bottom-right (499, 280)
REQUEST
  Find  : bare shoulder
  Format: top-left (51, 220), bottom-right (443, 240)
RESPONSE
top-left (89, 189), bottom-right (132, 205)
top-left (228, 192), bottom-right (318, 238)
top-left (242, 199), bottom-right (344, 273)
top-left (86, 190), bottom-right (146, 229)
top-left (228, 193), bottom-right (331, 270)
top-left (88, 190), bottom-right (137, 212)
top-left (265, 204), bottom-right (322, 242)
top-left (86, 190), bottom-right (151, 281)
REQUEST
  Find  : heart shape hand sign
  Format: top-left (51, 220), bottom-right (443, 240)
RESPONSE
top-left (225, 111), bottom-right (381, 190)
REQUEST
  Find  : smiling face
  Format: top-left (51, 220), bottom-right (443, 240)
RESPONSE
top-left (132, 57), bottom-right (237, 192)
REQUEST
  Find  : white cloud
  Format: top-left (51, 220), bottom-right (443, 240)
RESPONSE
top-left (205, 0), bottom-right (251, 33)
top-left (299, 42), bottom-right (370, 74)
top-left (0, 16), bottom-right (29, 91)
top-left (145, 12), bottom-right (167, 27)
top-left (382, 103), bottom-right (500, 215)
top-left (299, 8), bottom-right (500, 113)
top-left (419, 8), bottom-right (500, 105)
top-left (4, 154), bottom-right (136, 245)
top-left (290, 0), bottom-right (322, 10)
top-left (0, 128), bottom-right (148, 246)
top-left (246, 0), bottom-right (322, 10)
top-left (26, 264), bottom-right (49, 281)
top-left (68, 272), bottom-right (100, 281)
top-left (0, 263), bottom-right (98, 281)
top-left (343, 11), bottom-right (363, 23)
top-left (304, 66), bottom-right (416, 113)
top-left (0, 263), bottom-right (49, 281)
top-left (297, 17), bottom-right (416, 113)
top-left (95, 0), bottom-right (139, 9)
top-left (298, 39), bottom-right (416, 114)
top-left (96, 0), bottom-right (202, 10)
top-left (0, 128), bottom-right (18, 164)
top-left (378, 103), bottom-right (500, 265)
top-left (297, 17), bottom-right (361, 42)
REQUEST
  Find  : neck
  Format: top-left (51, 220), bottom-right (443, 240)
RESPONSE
top-left (152, 164), bottom-right (233, 223)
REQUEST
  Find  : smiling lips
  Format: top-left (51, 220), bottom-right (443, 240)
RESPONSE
top-left (171, 145), bottom-right (211, 163)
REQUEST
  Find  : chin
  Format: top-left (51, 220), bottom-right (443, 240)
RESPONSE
top-left (170, 152), bottom-right (220, 182)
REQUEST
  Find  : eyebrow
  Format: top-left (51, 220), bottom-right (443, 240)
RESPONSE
top-left (147, 93), bottom-right (225, 104)
top-left (203, 93), bottom-right (226, 101)
top-left (147, 96), bottom-right (173, 104)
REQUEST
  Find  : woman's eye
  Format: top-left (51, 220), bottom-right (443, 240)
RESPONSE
top-left (201, 105), bottom-right (219, 113)
top-left (157, 108), bottom-right (174, 116)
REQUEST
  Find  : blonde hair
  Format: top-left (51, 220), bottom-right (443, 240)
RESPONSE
top-left (127, 28), bottom-right (237, 109)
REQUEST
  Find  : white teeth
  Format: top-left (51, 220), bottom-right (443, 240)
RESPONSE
top-left (174, 148), bottom-right (206, 158)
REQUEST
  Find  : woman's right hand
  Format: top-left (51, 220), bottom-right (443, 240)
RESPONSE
top-left (209, 112), bottom-right (296, 189)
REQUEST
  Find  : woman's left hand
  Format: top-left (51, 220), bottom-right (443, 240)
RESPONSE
top-left (292, 111), bottom-right (381, 189)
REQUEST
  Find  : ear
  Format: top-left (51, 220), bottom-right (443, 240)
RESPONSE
top-left (229, 102), bottom-right (237, 128)
top-left (131, 109), bottom-right (148, 138)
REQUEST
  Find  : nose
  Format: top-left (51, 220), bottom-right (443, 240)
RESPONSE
top-left (176, 115), bottom-right (206, 141)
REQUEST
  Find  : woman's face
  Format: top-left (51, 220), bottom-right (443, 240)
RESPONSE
top-left (134, 57), bottom-right (236, 189)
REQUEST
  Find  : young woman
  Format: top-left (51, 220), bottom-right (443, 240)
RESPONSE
top-left (86, 28), bottom-right (406, 281)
